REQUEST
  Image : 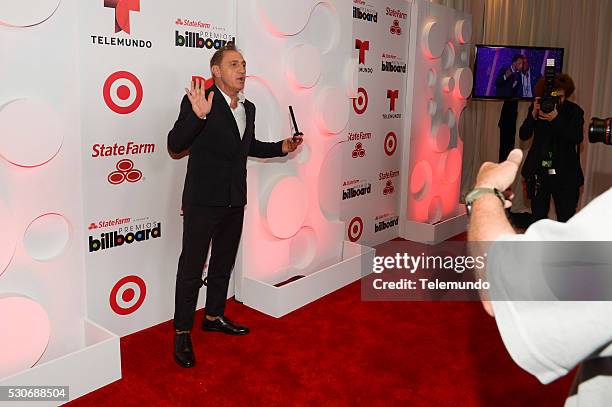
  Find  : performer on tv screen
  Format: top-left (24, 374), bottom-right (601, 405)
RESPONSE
top-left (495, 54), bottom-right (524, 98)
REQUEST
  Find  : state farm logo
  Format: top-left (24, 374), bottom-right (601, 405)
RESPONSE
top-left (348, 217), bottom-right (364, 242)
top-left (88, 217), bottom-right (131, 231)
top-left (384, 132), bottom-right (398, 156)
top-left (379, 169), bottom-right (400, 181)
top-left (108, 159), bottom-right (143, 185)
top-left (383, 180), bottom-right (395, 195)
top-left (384, 89), bottom-right (402, 119)
top-left (353, 87), bottom-right (368, 115)
top-left (105, 0), bottom-right (140, 34)
top-left (175, 18), bottom-right (211, 29)
top-left (352, 142), bottom-right (366, 158)
top-left (390, 20), bottom-right (402, 35)
top-left (92, 141), bottom-right (155, 158)
top-left (347, 131), bottom-right (372, 142)
top-left (386, 7), bottom-right (408, 20)
top-left (92, 1), bottom-right (152, 49)
top-left (103, 71), bottom-right (143, 114)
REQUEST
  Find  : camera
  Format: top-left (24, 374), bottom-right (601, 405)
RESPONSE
top-left (540, 58), bottom-right (559, 114)
top-left (588, 117), bottom-right (612, 145)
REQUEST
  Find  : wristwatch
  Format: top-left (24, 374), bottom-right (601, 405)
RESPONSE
top-left (465, 187), bottom-right (506, 216)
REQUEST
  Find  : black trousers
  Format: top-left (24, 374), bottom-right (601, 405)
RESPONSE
top-left (530, 175), bottom-right (579, 223)
top-left (173, 205), bottom-right (244, 331)
top-left (498, 101), bottom-right (518, 162)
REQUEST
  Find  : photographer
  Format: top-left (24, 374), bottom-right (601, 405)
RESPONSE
top-left (519, 73), bottom-right (584, 222)
top-left (467, 148), bottom-right (612, 405)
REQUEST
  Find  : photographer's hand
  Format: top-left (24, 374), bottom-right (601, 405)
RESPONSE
top-left (474, 149), bottom-right (524, 207)
top-left (539, 107), bottom-right (558, 122)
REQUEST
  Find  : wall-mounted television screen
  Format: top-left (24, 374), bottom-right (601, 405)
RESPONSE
top-left (472, 45), bottom-right (564, 100)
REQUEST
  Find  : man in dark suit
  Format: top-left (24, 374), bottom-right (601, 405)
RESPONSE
top-left (519, 74), bottom-right (584, 223)
top-left (168, 43), bottom-right (302, 368)
top-left (495, 54), bottom-right (524, 98)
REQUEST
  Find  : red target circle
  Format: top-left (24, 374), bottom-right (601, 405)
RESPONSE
top-left (384, 132), bottom-right (398, 156)
top-left (353, 87), bottom-right (368, 115)
top-left (103, 71), bottom-right (143, 114)
top-left (110, 275), bottom-right (147, 315)
top-left (348, 217), bottom-right (364, 242)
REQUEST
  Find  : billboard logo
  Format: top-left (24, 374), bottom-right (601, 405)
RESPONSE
top-left (352, 142), bottom-right (366, 158)
top-left (383, 180), bottom-right (395, 195)
top-left (104, 0), bottom-right (140, 34)
top-left (355, 39), bottom-right (370, 64)
top-left (110, 275), bottom-right (146, 315)
top-left (375, 216), bottom-right (399, 233)
top-left (384, 132), bottom-right (398, 156)
top-left (353, 87), bottom-right (368, 115)
top-left (343, 183), bottom-right (372, 200)
top-left (353, 7), bottom-right (378, 23)
top-left (108, 159), bottom-right (143, 185)
top-left (89, 222), bottom-right (161, 253)
top-left (387, 89), bottom-right (399, 111)
top-left (348, 217), bottom-right (364, 242)
top-left (381, 60), bottom-right (406, 73)
top-left (390, 20), bottom-right (402, 35)
top-left (175, 31), bottom-right (235, 50)
top-left (103, 71), bottom-right (143, 114)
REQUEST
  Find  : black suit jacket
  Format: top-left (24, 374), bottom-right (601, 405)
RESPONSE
top-left (519, 100), bottom-right (584, 186)
top-left (495, 67), bottom-right (522, 98)
top-left (168, 84), bottom-right (286, 207)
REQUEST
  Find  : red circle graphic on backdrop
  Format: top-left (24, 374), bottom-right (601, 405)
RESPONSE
top-left (353, 87), bottom-right (368, 115)
top-left (103, 71), bottom-right (143, 114)
top-left (110, 275), bottom-right (147, 315)
top-left (348, 217), bottom-right (364, 242)
top-left (384, 132), bottom-right (398, 156)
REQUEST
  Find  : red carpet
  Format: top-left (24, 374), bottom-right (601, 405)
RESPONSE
top-left (69, 280), bottom-right (572, 406)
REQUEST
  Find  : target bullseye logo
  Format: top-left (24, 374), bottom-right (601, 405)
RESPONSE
top-left (348, 216), bottom-right (364, 242)
top-left (110, 275), bottom-right (146, 315)
top-left (108, 159), bottom-right (143, 185)
top-left (103, 71), bottom-right (143, 114)
top-left (353, 87), bottom-right (368, 115)
top-left (384, 132), bottom-right (398, 156)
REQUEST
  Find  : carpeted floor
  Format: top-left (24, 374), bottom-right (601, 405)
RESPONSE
top-left (68, 278), bottom-right (572, 406)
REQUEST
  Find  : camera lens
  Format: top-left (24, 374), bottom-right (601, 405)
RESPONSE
top-left (588, 117), bottom-right (612, 145)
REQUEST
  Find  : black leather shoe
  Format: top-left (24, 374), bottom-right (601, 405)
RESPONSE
top-left (173, 332), bottom-right (195, 368)
top-left (202, 315), bottom-right (250, 335)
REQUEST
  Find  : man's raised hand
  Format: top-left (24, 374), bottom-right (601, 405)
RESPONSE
top-left (185, 80), bottom-right (214, 119)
